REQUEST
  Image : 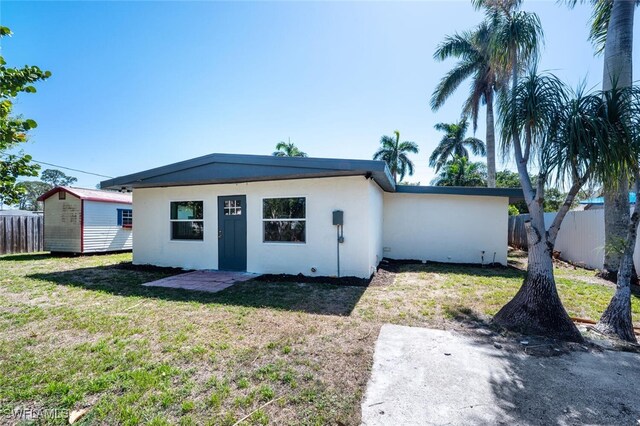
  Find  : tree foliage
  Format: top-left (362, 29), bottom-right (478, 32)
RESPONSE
top-left (429, 120), bottom-right (486, 173)
top-left (40, 169), bottom-right (78, 187)
top-left (431, 19), bottom-right (507, 187)
top-left (15, 180), bottom-right (52, 211)
top-left (562, 0), bottom-right (640, 55)
top-left (0, 26), bottom-right (51, 208)
top-left (432, 155), bottom-right (487, 187)
top-left (272, 141), bottom-right (307, 157)
top-left (431, 21), bottom-right (506, 125)
top-left (373, 130), bottom-right (419, 183)
top-left (0, 154), bottom-right (39, 208)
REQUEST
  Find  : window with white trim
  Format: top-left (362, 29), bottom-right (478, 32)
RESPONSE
top-left (117, 208), bottom-right (133, 228)
top-left (262, 197), bottom-right (306, 243)
top-left (170, 201), bottom-right (204, 240)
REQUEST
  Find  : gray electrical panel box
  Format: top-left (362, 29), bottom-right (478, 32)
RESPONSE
top-left (332, 210), bottom-right (344, 226)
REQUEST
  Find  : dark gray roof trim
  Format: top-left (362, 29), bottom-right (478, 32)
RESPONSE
top-left (100, 153), bottom-right (524, 201)
top-left (101, 153), bottom-right (396, 192)
top-left (395, 185), bottom-right (524, 203)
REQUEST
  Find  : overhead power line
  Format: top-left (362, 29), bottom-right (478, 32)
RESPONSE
top-left (30, 159), bottom-right (114, 179)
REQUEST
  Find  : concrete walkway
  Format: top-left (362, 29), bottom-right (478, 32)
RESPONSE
top-left (142, 270), bottom-right (257, 293)
top-left (362, 324), bottom-right (640, 426)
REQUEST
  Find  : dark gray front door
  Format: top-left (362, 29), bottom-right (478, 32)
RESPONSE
top-left (218, 195), bottom-right (247, 271)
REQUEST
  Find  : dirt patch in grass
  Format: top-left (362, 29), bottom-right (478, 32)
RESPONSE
top-left (112, 262), bottom-right (188, 275)
top-left (369, 266), bottom-right (396, 287)
top-left (254, 273), bottom-right (370, 287)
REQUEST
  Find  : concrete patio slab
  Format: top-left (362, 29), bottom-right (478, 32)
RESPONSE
top-left (362, 324), bottom-right (640, 426)
top-left (142, 270), bottom-right (257, 293)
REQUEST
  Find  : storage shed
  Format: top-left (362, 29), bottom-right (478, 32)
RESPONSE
top-left (37, 187), bottom-right (133, 254)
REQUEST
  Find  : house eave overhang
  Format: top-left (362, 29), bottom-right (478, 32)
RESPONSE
top-left (100, 153), bottom-right (396, 192)
top-left (395, 185), bottom-right (524, 203)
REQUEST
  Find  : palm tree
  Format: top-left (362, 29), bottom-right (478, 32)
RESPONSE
top-left (272, 140), bottom-right (307, 157)
top-left (473, 1), bottom-right (590, 341)
top-left (564, 0), bottom-right (638, 280)
top-left (373, 130), bottom-right (419, 183)
top-left (564, 1), bottom-right (640, 341)
top-left (495, 66), bottom-right (640, 342)
top-left (431, 21), bottom-right (506, 187)
top-left (429, 120), bottom-right (486, 173)
top-left (592, 85), bottom-right (640, 342)
top-left (431, 155), bottom-right (487, 187)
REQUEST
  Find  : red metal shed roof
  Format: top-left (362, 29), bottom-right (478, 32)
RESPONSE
top-left (37, 186), bottom-right (132, 204)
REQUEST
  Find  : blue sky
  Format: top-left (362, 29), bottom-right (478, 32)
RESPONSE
top-left (2, 1), bottom-right (638, 188)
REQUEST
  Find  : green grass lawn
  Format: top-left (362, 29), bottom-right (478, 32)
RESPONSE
top-left (0, 252), bottom-right (638, 425)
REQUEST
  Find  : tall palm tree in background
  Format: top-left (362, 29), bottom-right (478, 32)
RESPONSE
top-left (564, 0), bottom-right (637, 281)
top-left (431, 21), bottom-right (506, 187)
top-left (373, 130), bottom-right (419, 183)
top-left (272, 140), bottom-right (308, 157)
top-left (429, 120), bottom-right (486, 173)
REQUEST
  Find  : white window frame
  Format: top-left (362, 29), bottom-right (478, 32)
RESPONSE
top-left (169, 200), bottom-right (204, 242)
top-left (262, 196), bottom-right (307, 244)
top-left (121, 209), bottom-right (133, 228)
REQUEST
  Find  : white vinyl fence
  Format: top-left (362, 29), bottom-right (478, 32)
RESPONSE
top-left (509, 209), bottom-right (640, 274)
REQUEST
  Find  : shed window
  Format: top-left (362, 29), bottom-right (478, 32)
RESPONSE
top-left (170, 201), bottom-right (204, 240)
top-left (117, 209), bottom-right (133, 228)
top-left (263, 197), bottom-right (305, 243)
top-left (58, 191), bottom-right (66, 200)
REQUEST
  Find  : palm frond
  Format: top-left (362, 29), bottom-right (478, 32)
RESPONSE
top-left (431, 60), bottom-right (479, 110)
top-left (490, 10), bottom-right (543, 73)
top-left (561, 0), bottom-right (613, 55)
top-left (498, 68), bottom-right (567, 159)
top-left (374, 131), bottom-right (418, 182)
top-left (464, 137), bottom-right (487, 156)
top-left (462, 72), bottom-right (490, 131)
top-left (433, 32), bottom-right (477, 61)
top-left (589, 0), bottom-right (612, 54)
top-left (433, 122), bottom-right (452, 133)
top-left (398, 141), bottom-right (419, 154)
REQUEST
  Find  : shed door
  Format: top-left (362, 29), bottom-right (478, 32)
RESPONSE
top-left (218, 195), bottom-right (247, 271)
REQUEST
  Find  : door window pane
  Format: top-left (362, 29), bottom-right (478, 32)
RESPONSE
top-left (224, 199), bottom-right (242, 215)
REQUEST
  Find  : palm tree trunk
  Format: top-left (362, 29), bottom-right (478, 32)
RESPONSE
top-left (493, 204), bottom-right (583, 341)
top-left (603, 180), bottom-right (631, 279)
top-left (602, 0), bottom-right (635, 278)
top-left (596, 179), bottom-right (640, 343)
top-left (485, 93), bottom-right (497, 188)
top-left (492, 49), bottom-right (582, 342)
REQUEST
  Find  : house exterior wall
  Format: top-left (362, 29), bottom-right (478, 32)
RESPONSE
top-left (43, 194), bottom-right (82, 253)
top-left (382, 192), bottom-right (508, 265)
top-left (82, 200), bottom-right (132, 253)
top-left (132, 176), bottom-right (378, 278)
top-left (367, 181), bottom-right (384, 275)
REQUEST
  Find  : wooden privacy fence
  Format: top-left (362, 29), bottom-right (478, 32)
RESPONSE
top-left (0, 215), bottom-right (44, 255)
top-left (508, 214), bottom-right (529, 249)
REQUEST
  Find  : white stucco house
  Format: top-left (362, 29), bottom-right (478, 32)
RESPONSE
top-left (38, 187), bottom-right (133, 254)
top-left (100, 153), bottom-right (522, 278)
